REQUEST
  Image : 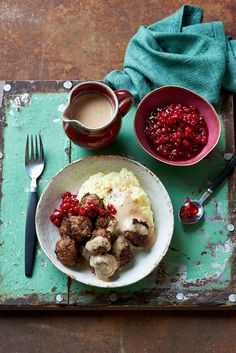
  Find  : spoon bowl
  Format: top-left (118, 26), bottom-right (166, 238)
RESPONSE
top-left (178, 156), bottom-right (236, 225)
top-left (178, 200), bottom-right (203, 224)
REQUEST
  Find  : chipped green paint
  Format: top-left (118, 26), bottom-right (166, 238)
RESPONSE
top-left (0, 83), bottom-right (235, 308)
top-left (0, 92), bottom-right (69, 303)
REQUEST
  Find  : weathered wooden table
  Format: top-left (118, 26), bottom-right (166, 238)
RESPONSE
top-left (0, 80), bottom-right (235, 309)
top-left (0, 1), bottom-right (236, 352)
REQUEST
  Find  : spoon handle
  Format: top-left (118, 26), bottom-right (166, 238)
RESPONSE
top-left (208, 155), bottom-right (236, 193)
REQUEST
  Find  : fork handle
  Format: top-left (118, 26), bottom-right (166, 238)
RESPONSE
top-left (25, 191), bottom-right (37, 277)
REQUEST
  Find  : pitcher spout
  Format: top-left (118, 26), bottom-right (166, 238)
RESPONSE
top-left (62, 101), bottom-right (83, 131)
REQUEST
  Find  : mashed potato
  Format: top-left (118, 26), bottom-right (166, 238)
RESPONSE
top-left (78, 168), bottom-right (155, 244)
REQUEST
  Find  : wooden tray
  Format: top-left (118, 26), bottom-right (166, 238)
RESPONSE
top-left (0, 81), bottom-right (235, 309)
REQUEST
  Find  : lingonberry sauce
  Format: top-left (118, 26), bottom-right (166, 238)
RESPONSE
top-left (180, 198), bottom-right (199, 220)
top-left (50, 191), bottom-right (116, 227)
top-left (144, 103), bottom-right (208, 161)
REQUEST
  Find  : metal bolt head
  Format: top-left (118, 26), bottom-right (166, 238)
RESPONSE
top-left (56, 293), bottom-right (64, 303)
top-left (63, 81), bottom-right (73, 90)
top-left (224, 153), bottom-right (233, 161)
top-left (228, 294), bottom-right (236, 303)
top-left (3, 84), bottom-right (11, 92)
top-left (176, 292), bottom-right (184, 301)
top-left (227, 224), bottom-right (235, 232)
top-left (109, 293), bottom-right (118, 302)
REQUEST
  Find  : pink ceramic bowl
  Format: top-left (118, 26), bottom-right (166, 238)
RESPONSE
top-left (134, 86), bottom-right (221, 166)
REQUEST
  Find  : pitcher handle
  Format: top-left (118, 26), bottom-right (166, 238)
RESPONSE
top-left (114, 90), bottom-right (134, 116)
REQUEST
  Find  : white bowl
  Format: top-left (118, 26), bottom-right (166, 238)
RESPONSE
top-left (36, 155), bottom-right (174, 288)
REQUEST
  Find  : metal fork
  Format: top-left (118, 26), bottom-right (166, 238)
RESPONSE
top-left (25, 134), bottom-right (45, 276)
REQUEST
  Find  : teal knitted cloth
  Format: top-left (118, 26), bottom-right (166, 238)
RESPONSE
top-left (104, 5), bottom-right (236, 104)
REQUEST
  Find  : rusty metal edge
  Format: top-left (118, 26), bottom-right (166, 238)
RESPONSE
top-left (0, 81), bottom-right (5, 209)
top-left (0, 293), bottom-right (69, 308)
top-left (221, 92), bottom-right (236, 294)
top-left (2, 286), bottom-right (235, 310)
top-left (2, 80), bottom-right (80, 94)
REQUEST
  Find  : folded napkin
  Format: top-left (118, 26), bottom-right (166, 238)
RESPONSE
top-left (104, 5), bottom-right (236, 104)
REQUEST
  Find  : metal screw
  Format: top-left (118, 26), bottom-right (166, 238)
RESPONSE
top-left (3, 84), bottom-right (11, 92)
top-left (227, 224), bottom-right (235, 232)
top-left (176, 292), bottom-right (184, 301)
top-left (55, 293), bottom-right (64, 303)
top-left (224, 153), bottom-right (233, 161)
top-left (63, 81), bottom-right (73, 90)
top-left (228, 294), bottom-right (236, 303)
top-left (109, 292), bottom-right (118, 302)
top-left (0, 152), bottom-right (3, 159)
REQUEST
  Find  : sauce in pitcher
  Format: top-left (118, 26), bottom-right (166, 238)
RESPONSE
top-left (70, 92), bottom-right (114, 129)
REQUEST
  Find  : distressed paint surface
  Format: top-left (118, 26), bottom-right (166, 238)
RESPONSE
top-left (0, 82), bottom-right (235, 308)
top-left (69, 104), bottom-right (235, 306)
top-left (0, 91), bottom-right (69, 304)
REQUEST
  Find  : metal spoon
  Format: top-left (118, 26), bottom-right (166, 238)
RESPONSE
top-left (179, 155), bottom-right (236, 224)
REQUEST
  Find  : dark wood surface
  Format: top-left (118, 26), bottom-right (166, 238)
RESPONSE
top-left (0, 1), bottom-right (236, 352)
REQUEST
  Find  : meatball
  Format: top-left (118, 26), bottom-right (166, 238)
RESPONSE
top-left (61, 214), bottom-right (93, 243)
top-left (92, 227), bottom-right (116, 244)
top-left (95, 215), bottom-right (119, 239)
top-left (124, 231), bottom-right (148, 247)
top-left (80, 246), bottom-right (92, 262)
top-left (55, 237), bottom-right (78, 267)
top-left (80, 193), bottom-right (104, 209)
top-left (95, 215), bottom-right (111, 228)
top-left (85, 236), bottom-right (111, 255)
top-left (59, 217), bottom-right (69, 238)
top-left (123, 218), bottom-right (149, 247)
top-left (90, 254), bottom-right (119, 280)
top-left (112, 236), bottom-right (132, 266)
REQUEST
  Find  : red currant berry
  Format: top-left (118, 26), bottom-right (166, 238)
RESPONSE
top-left (62, 192), bottom-right (71, 199)
top-left (72, 207), bottom-right (80, 215)
top-left (79, 207), bottom-right (86, 216)
top-left (87, 199), bottom-right (95, 207)
top-left (53, 218), bottom-right (61, 227)
top-left (50, 214), bottom-right (56, 222)
top-left (84, 206), bottom-right (90, 214)
top-left (53, 210), bottom-right (63, 219)
top-left (62, 203), bottom-right (71, 211)
top-left (110, 207), bottom-right (117, 215)
top-left (99, 209), bottom-right (107, 216)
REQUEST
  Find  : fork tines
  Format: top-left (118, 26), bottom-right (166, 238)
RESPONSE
top-left (25, 134), bottom-right (44, 163)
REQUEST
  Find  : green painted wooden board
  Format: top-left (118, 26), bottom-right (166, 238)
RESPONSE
top-left (0, 81), bottom-right (235, 309)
